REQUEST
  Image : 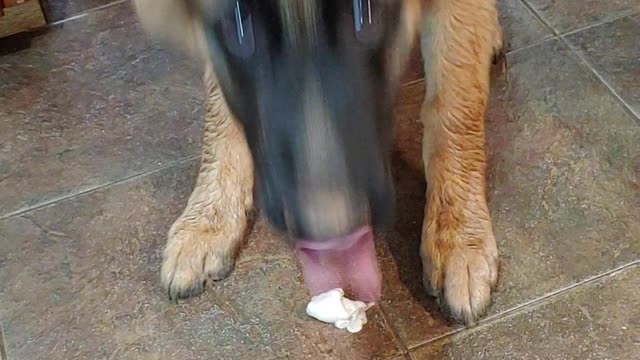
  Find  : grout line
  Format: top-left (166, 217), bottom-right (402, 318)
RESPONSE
top-left (235, 254), bottom-right (293, 267)
top-left (503, 35), bottom-right (557, 56)
top-left (402, 5), bottom-right (639, 88)
top-left (516, 0), bottom-right (640, 124)
top-left (516, 0), bottom-right (559, 36)
top-left (49, 0), bottom-right (131, 26)
top-left (559, 35), bottom-right (640, 123)
top-left (400, 33), bottom-right (559, 89)
top-left (0, 321), bottom-right (7, 360)
top-left (407, 260), bottom-right (640, 351)
top-left (517, 0), bottom-right (638, 38)
top-left (561, 10), bottom-right (640, 38)
top-left (400, 32), bottom-right (557, 89)
top-left (377, 304), bottom-right (411, 356)
top-left (0, 155), bottom-right (199, 220)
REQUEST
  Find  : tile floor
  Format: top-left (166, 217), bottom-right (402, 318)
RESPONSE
top-left (1, 0), bottom-right (639, 359)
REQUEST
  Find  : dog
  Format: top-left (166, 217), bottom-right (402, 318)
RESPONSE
top-left (133, 0), bottom-right (502, 325)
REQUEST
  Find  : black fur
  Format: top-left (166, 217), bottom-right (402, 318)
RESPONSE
top-left (204, 0), bottom-right (403, 240)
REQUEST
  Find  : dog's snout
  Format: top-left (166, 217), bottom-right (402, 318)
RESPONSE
top-left (291, 190), bottom-right (368, 240)
top-left (222, 34), bottom-right (396, 242)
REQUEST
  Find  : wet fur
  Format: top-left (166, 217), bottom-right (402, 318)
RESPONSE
top-left (134, 0), bottom-right (502, 325)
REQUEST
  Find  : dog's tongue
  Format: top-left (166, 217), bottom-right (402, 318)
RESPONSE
top-left (295, 227), bottom-right (381, 302)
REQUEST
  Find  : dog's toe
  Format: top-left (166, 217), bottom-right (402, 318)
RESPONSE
top-left (161, 227), bottom-right (237, 300)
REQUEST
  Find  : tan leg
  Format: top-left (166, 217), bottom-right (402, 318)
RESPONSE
top-left (161, 67), bottom-right (254, 299)
top-left (419, 0), bottom-right (501, 324)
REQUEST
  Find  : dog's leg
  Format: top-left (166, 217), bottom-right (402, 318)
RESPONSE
top-left (419, 0), bottom-right (501, 324)
top-left (161, 67), bottom-right (254, 299)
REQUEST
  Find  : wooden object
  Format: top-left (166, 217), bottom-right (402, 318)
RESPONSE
top-left (0, 0), bottom-right (47, 39)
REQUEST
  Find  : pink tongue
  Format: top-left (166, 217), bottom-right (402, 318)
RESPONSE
top-left (295, 227), bottom-right (381, 302)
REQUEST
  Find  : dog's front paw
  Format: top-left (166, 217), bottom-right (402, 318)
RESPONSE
top-left (161, 219), bottom-right (246, 300)
top-left (426, 241), bottom-right (498, 325)
top-left (421, 209), bottom-right (499, 325)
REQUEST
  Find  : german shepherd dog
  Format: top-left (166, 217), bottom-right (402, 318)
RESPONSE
top-left (134, 0), bottom-right (502, 325)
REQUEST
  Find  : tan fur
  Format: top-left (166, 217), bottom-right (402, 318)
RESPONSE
top-left (419, 0), bottom-right (501, 324)
top-left (134, 0), bottom-right (502, 324)
top-left (161, 65), bottom-right (254, 299)
top-left (133, 0), bottom-right (209, 62)
top-left (388, 0), bottom-right (425, 83)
